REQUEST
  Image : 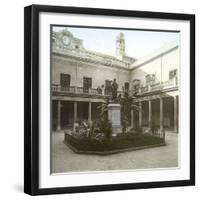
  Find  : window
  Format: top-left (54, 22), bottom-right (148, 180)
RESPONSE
top-left (132, 79), bottom-right (140, 86)
top-left (151, 74), bottom-right (156, 83)
top-left (145, 74), bottom-right (151, 84)
top-left (145, 74), bottom-right (156, 85)
top-left (132, 79), bottom-right (140, 91)
top-left (105, 80), bottom-right (112, 95)
top-left (83, 77), bottom-right (92, 93)
top-left (169, 69), bottom-right (177, 80)
top-left (124, 82), bottom-right (129, 91)
top-left (60, 73), bottom-right (71, 90)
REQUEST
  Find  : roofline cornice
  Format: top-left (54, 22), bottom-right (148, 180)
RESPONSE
top-left (130, 45), bottom-right (178, 70)
top-left (53, 52), bottom-right (131, 71)
top-left (52, 43), bottom-right (178, 72)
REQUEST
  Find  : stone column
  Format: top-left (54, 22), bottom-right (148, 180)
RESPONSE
top-left (139, 101), bottom-right (142, 127)
top-left (74, 101), bottom-right (77, 122)
top-left (88, 102), bottom-right (92, 122)
top-left (57, 100), bottom-right (61, 131)
top-left (148, 100), bottom-right (152, 128)
top-left (160, 98), bottom-right (164, 132)
top-left (174, 96), bottom-right (178, 132)
top-left (131, 109), bottom-right (134, 128)
top-left (73, 101), bottom-right (79, 132)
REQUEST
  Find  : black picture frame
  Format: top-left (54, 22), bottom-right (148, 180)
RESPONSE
top-left (24, 4), bottom-right (195, 196)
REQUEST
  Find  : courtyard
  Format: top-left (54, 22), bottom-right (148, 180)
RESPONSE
top-left (51, 131), bottom-right (178, 173)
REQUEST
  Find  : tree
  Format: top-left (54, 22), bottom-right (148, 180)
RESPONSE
top-left (97, 99), bottom-right (112, 140)
top-left (119, 92), bottom-right (131, 133)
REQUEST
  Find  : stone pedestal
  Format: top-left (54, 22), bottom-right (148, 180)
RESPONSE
top-left (108, 103), bottom-right (122, 135)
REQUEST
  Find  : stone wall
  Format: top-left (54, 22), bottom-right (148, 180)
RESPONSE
top-left (130, 47), bottom-right (179, 87)
top-left (52, 55), bottom-right (130, 90)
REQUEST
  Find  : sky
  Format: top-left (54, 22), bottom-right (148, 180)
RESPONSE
top-left (53, 26), bottom-right (179, 59)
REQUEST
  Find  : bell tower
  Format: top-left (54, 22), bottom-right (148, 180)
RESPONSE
top-left (116, 32), bottom-right (125, 60)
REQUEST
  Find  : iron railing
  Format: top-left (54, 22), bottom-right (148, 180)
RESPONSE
top-left (52, 78), bottom-right (178, 97)
top-left (52, 85), bottom-right (110, 96)
top-left (132, 77), bottom-right (178, 95)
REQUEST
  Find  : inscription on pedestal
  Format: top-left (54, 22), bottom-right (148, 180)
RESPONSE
top-left (108, 103), bottom-right (122, 135)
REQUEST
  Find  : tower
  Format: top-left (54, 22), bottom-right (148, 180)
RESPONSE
top-left (116, 32), bottom-right (125, 60)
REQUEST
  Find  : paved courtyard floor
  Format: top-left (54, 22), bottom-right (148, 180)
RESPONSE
top-left (51, 131), bottom-right (178, 173)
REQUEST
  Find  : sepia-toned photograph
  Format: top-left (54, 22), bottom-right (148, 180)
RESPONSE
top-left (24, 5), bottom-right (195, 195)
top-left (51, 25), bottom-right (179, 174)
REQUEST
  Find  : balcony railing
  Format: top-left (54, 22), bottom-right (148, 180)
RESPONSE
top-left (52, 85), bottom-right (111, 97)
top-left (141, 86), bottom-right (148, 93)
top-left (52, 78), bottom-right (178, 97)
top-left (133, 77), bottom-right (178, 95)
top-left (52, 85), bottom-right (133, 98)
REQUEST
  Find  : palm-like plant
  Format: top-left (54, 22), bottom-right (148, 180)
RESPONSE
top-left (81, 121), bottom-right (97, 139)
top-left (97, 93), bottom-right (142, 135)
top-left (119, 92), bottom-right (142, 133)
top-left (97, 100), bottom-right (112, 140)
top-left (97, 99), bottom-right (109, 119)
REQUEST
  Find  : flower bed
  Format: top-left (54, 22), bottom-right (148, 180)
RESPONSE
top-left (64, 131), bottom-right (165, 155)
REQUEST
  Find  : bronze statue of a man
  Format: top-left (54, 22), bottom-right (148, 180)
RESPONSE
top-left (111, 78), bottom-right (118, 102)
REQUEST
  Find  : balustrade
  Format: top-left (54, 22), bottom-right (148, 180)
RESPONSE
top-left (52, 77), bottom-right (178, 97)
top-left (52, 84), bottom-right (108, 96)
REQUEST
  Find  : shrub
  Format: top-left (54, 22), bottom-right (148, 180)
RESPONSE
top-left (133, 126), bottom-right (143, 134)
top-left (97, 118), bottom-right (112, 141)
top-left (65, 130), bottom-right (165, 153)
top-left (149, 120), bottom-right (159, 135)
top-left (97, 102), bottom-right (113, 140)
top-left (73, 119), bottom-right (112, 141)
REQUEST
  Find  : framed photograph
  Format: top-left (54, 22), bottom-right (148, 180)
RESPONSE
top-left (24, 4), bottom-right (195, 195)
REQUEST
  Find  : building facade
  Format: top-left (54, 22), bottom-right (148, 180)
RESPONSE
top-left (51, 28), bottom-right (179, 133)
